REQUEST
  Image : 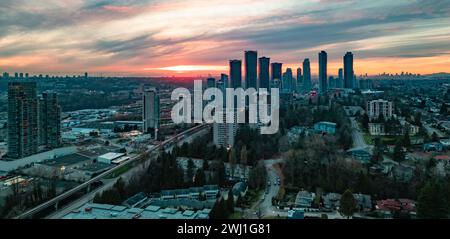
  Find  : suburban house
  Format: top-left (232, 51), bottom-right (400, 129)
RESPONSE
top-left (314, 121), bottom-right (337, 135)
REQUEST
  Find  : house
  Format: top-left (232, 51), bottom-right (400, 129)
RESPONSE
top-left (353, 193), bottom-right (372, 211)
top-left (323, 193), bottom-right (341, 210)
top-left (423, 142), bottom-right (443, 152)
top-left (440, 139), bottom-right (450, 149)
top-left (232, 181), bottom-right (248, 200)
top-left (380, 159), bottom-right (415, 182)
top-left (287, 126), bottom-right (307, 144)
top-left (380, 159), bottom-right (398, 174)
top-left (295, 191), bottom-right (315, 208)
top-left (344, 106), bottom-right (365, 117)
top-left (391, 164), bottom-right (415, 182)
top-left (347, 147), bottom-right (373, 164)
top-left (288, 209), bottom-right (305, 219)
top-left (176, 157), bottom-right (252, 181)
top-left (314, 121), bottom-right (337, 135)
top-left (376, 199), bottom-right (416, 218)
top-left (224, 163), bottom-right (251, 181)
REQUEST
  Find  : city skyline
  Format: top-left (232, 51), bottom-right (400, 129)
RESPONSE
top-left (1, 0), bottom-right (450, 76)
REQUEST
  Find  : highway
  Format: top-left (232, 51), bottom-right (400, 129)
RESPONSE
top-left (16, 124), bottom-right (210, 219)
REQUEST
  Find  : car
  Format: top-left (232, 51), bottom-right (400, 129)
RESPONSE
top-left (267, 182), bottom-right (271, 186)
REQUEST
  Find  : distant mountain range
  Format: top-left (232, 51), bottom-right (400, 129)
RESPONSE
top-left (426, 72), bottom-right (450, 77)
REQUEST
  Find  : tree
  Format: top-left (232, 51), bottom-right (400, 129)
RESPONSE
top-left (403, 131), bottom-right (411, 148)
top-left (240, 145), bottom-right (248, 166)
top-left (339, 189), bottom-right (356, 219)
top-left (186, 159), bottom-right (195, 184)
top-left (227, 189), bottom-right (235, 214)
top-left (417, 181), bottom-right (449, 219)
top-left (248, 164), bottom-right (267, 189)
top-left (194, 168), bottom-right (206, 186)
top-left (414, 112), bottom-right (422, 126)
top-left (210, 198), bottom-right (229, 219)
top-left (440, 103), bottom-right (448, 115)
top-left (361, 113), bottom-right (369, 130)
top-left (114, 177), bottom-right (127, 199)
top-left (202, 159), bottom-right (209, 171)
top-left (372, 137), bottom-right (384, 163)
top-left (393, 139), bottom-right (405, 162)
top-left (431, 132), bottom-right (439, 142)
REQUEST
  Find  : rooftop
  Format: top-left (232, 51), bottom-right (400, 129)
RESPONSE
top-left (40, 153), bottom-right (91, 167)
top-left (63, 203), bottom-right (210, 219)
top-left (98, 152), bottom-right (125, 160)
top-left (78, 162), bottom-right (113, 173)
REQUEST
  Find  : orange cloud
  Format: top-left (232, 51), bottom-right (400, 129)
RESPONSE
top-left (102, 5), bottom-right (133, 13)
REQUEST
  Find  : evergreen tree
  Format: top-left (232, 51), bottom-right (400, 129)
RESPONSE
top-left (339, 189), bottom-right (356, 219)
top-left (202, 159), bottom-right (209, 171)
top-left (431, 132), bottom-right (439, 142)
top-left (240, 145), bottom-right (248, 166)
top-left (403, 131), bottom-right (411, 148)
top-left (417, 181), bottom-right (449, 219)
top-left (227, 189), bottom-right (235, 214)
top-left (393, 139), bottom-right (405, 161)
top-left (194, 168), bottom-right (206, 186)
top-left (440, 103), bottom-right (448, 115)
top-left (361, 113), bottom-right (369, 130)
top-left (186, 159), bottom-right (195, 184)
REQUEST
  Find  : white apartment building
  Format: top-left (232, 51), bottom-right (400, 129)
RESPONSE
top-left (366, 99), bottom-right (394, 120)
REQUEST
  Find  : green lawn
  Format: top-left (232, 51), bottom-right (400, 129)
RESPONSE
top-left (363, 132), bottom-right (374, 145)
top-left (106, 164), bottom-right (133, 179)
top-left (228, 212), bottom-right (243, 219)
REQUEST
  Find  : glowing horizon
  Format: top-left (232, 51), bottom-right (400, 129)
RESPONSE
top-left (1, 0), bottom-right (450, 77)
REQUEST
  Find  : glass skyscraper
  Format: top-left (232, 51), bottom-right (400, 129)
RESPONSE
top-left (271, 62), bottom-right (282, 82)
top-left (344, 52), bottom-right (354, 89)
top-left (259, 57), bottom-right (270, 91)
top-left (338, 68), bottom-right (343, 88)
top-left (296, 67), bottom-right (302, 92)
top-left (318, 51), bottom-right (328, 94)
top-left (303, 59), bottom-right (311, 92)
top-left (206, 77), bottom-right (216, 88)
top-left (229, 60), bottom-right (242, 89)
top-left (245, 51), bottom-right (257, 89)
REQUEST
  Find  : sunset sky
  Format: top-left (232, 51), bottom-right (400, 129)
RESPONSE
top-left (1, 0), bottom-right (450, 77)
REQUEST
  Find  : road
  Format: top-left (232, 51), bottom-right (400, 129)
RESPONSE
top-left (16, 124), bottom-right (210, 219)
top-left (423, 123), bottom-right (445, 138)
top-left (243, 159), bottom-right (284, 219)
top-left (350, 117), bottom-right (369, 149)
